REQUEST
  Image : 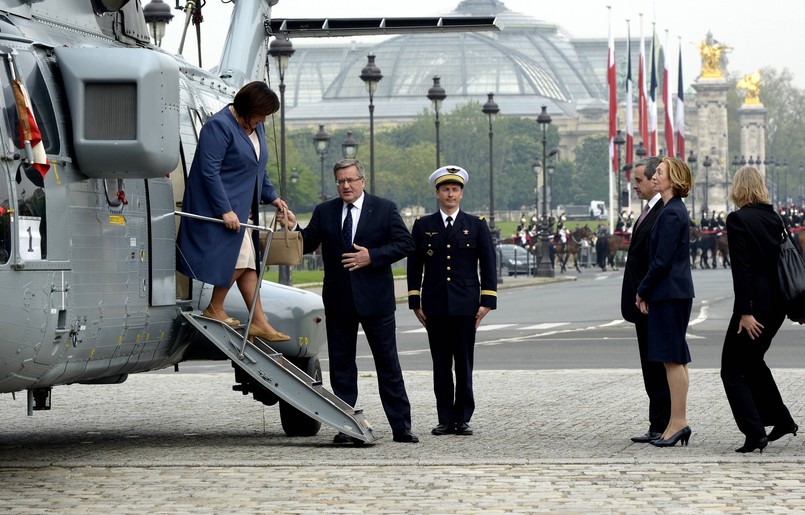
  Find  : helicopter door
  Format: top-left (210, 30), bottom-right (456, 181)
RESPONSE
top-left (0, 50), bottom-right (61, 265)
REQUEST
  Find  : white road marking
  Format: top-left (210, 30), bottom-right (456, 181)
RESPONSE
top-left (521, 322), bottom-right (570, 330)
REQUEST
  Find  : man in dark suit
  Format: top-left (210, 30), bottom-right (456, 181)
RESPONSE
top-left (281, 159), bottom-right (418, 444)
top-left (407, 166), bottom-right (497, 436)
top-left (620, 156), bottom-right (671, 443)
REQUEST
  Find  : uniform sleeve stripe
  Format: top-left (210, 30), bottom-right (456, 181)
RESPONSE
top-left (481, 290), bottom-right (497, 297)
top-left (408, 290), bottom-right (421, 296)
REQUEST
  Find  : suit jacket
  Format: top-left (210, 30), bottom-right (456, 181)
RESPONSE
top-left (299, 193), bottom-right (414, 317)
top-left (177, 106), bottom-right (278, 287)
top-left (637, 196), bottom-right (695, 302)
top-left (407, 211), bottom-right (497, 316)
top-left (727, 203), bottom-right (785, 315)
top-left (621, 198), bottom-right (664, 322)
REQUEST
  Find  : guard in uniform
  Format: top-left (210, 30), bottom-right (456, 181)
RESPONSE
top-left (407, 166), bottom-right (497, 436)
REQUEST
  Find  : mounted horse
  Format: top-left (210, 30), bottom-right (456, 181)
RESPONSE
top-left (553, 226), bottom-right (592, 273)
top-left (595, 232), bottom-right (630, 271)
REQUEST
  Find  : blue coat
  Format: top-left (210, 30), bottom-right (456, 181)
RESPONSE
top-left (177, 106), bottom-right (278, 287)
top-left (637, 195), bottom-right (695, 302)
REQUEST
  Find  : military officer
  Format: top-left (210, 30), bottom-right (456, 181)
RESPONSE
top-left (407, 166), bottom-right (497, 436)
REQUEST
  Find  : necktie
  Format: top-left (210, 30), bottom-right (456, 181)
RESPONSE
top-left (446, 215), bottom-right (453, 232)
top-left (343, 203), bottom-right (354, 249)
top-left (635, 203), bottom-right (650, 230)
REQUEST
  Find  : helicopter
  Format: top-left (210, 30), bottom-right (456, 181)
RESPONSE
top-left (0, 0), bottom-right (496, 443)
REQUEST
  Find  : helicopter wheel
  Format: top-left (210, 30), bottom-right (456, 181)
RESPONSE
top-left (279, 356), bottom-right (323, 437)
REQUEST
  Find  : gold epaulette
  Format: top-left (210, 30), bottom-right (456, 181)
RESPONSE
top-left (479, 216), bottom-right (485, 220)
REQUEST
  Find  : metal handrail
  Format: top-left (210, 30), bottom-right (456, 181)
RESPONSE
top-left (174, 210), bottom-right (275, 360)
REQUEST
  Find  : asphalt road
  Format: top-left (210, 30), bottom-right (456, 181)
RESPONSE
top-left (390, 266), bottom-right (805, 370)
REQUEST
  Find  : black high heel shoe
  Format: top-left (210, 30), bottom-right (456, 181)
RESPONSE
top-left (650, 426), bottom-right (692, 447)
top-left (735, 436), bottom-right (768, 453)
top-left (768, 422), bottom-right (798, 442)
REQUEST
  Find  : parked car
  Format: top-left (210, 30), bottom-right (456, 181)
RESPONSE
top-left (496, 244), bottom-right (536, 276)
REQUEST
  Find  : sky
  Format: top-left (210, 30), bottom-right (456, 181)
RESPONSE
top-left (159, 0), bottom-right (805, 90)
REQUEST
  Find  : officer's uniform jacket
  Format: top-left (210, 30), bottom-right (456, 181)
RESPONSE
top-left (407, 210), bottom-right (497, 316)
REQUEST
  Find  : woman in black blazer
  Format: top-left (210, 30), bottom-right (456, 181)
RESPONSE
top-left (636, 157), bottom-right (694, 447)
top-left (721, 166), bottom-right (798, 453)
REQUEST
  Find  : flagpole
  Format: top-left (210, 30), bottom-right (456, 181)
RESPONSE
top-left (607, 5), bottom-right (616, 233)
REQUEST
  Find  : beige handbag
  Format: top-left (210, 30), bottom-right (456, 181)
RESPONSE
top-left (264, 210), bottom-right (303, 266)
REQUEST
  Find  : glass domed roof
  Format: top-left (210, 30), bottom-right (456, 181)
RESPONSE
top-left (278, 0), bottom-right (609, 124)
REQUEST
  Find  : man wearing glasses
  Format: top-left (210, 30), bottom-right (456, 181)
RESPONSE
top-left (281, 159), bottom-right (418, 444)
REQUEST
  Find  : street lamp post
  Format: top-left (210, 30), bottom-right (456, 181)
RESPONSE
top-left (427, 76), bottom-right (447, 169)
top-left (613, 130), bottom-right (625, 217)
top-left (481, 93), bottom-right (501, 283)
top-left (800, 164), bottom-right (804, 206)
top-left (268, 37), bottom-right (295, 286)
top-left (533, 159), bottom-right (542, 217)
top-left (687, 151), bottom-right (697, 216)
top-left (702, 155), bottom-right (712, 215)
top-left (536, 105), bottom-right (554, 278)
top-left (482, 93), bottom-right (500, 235)
top-left (784, 161), bottom-right (789, 205)
top-left (360, 54), bottom-right (382, 194)
top-left (341, 131), bottom-right (359, 160)
top-left (143, 0), bottom-right (174, 47)
top-left (313, 124), bottom-right (331, 202)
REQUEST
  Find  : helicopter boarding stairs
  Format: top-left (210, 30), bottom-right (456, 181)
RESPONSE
top-left (180, 312), bottom-right (378, 443)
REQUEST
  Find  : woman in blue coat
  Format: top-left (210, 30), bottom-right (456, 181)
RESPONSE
top-left (177, 81), bottom-right (289, 341)
top-left (636, 157), bottom-right (694, 447)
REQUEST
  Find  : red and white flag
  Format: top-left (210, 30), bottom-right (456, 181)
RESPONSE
top-left (625, 20), bottom-right (633, 182)
top-left (676, 40), bottom-right (685, 159)
top-left (638, 15), bottom-right (648, 151)
top-left (12, 79), bottom-right (49, 181)
top-left (663, 31), bottom-right (674, 157)
top-left (608, 7), bottom-right (618, 174)
top-left (648, 27), bottom-right (658, 156)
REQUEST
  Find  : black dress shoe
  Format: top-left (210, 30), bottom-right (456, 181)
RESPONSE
top-left (392, 430), bottom-right (419, 443)
top-left (735, 436), bottom-right (768, 453)
top-left (333, 432), bottom-right (352, 444)
top-left (455, 422), bottom-right (473, 436)
top-left (650, 426), bottom-right (692, 447)
top-left (631, 431), bottom-right (663, 443)
top-left (332, 432), bottom-right (364, 445)
top-left (768, 422), bottom-right (798, 442)
top-left (431, 423), bottom-right (454, 436)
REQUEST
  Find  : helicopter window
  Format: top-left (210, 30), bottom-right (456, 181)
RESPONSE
top-left (0, 51), bottom-right (59, 156)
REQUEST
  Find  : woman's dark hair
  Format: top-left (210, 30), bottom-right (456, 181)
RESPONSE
top-left (232, 81), bottom-right (280, 120)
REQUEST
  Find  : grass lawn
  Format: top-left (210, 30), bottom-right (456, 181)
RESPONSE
top-left (264, 267), bottom-right (406, 284)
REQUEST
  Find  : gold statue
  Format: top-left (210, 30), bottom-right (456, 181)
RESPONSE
top-left (698, 31), bottom-right (731, 78)
top-left (737, 71), bottom-right (762, 105)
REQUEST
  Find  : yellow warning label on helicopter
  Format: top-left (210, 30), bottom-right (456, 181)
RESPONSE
top-left (109, 216), bottom-right (125, 225)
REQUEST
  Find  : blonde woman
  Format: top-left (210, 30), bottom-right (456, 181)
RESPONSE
top-left (635, 157), bottom-right (695, 447)
top-left (721, 166), bottom-right (797, 453)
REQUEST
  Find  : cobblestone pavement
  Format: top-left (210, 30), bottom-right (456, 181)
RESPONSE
top-left (3, 369), bottom-right (805, 512)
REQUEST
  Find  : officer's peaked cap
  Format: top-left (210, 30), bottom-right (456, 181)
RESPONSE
top-left (429, 165), bottom-right (469, 188)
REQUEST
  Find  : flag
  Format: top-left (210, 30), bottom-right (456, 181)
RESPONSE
top-left (625, 20), bottom-right (633, 182)
top-left (676, 40), bottom-right (685, 159)
top-left (648, 28), bottom-right (658, 156)
top-left (12, 79), bottom-right (49, 181)
top-left (608, 7), bottom-right (617, 174)
top-left (663, 31), bottom-right (674, 157)
top-left (638, 15), bottom-right (648, 151)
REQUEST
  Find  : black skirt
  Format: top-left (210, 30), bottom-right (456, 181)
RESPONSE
top-left (648, 299), bottom-right (692, 364)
